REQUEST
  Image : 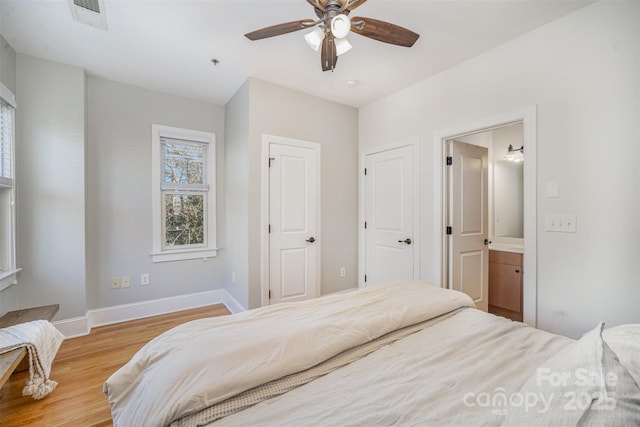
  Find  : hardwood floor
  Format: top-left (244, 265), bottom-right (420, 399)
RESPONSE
top-left (0, 304), bottom-right (231, 426)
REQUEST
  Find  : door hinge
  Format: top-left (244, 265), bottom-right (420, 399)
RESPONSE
top-left (364, 221), bottom-right (367, 229)
top-left (268, 157), bottom-right (275, 167)
top-left (268, 289), bottom-right (271, 299)
top-left (364, 274), bottom-right (367, 283)
top-left (446, 226), bottom-right (452, 235)
top-left (268, 224), bottom-right (271, 233)
top-left (446, 156), bottom-right (453, 166)
top-left (364, 168), bottom-right (367, 175)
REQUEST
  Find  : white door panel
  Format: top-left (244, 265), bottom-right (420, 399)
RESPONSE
top-left (460, 250), bottom-right (484, 301)
top-left (449, 140), bottom-right (488, 311)
top-left (279, 248), bottom-right (307, 299)
top-left (365, 145), bottom-right (414, 286)
top-left (269, 142), bottom-right (319, 304)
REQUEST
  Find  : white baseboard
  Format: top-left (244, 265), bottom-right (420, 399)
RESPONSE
top-left (221, 291), bottom-right (245, 314)
top-left (53, 316), bottom-right (90, 339)
top-left (53, 289), bottom-right (247, 338)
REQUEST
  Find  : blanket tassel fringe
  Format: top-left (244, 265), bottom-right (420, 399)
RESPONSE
top-left (22, 376), bottom-right (58, 400)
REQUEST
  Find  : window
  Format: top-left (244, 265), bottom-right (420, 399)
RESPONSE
top-left (0, 83), bottom-right (18, 290)
top-left (151, 125), bottom-right (217, 262)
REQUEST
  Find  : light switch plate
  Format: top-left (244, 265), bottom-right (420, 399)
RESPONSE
top-left (546, 182), bottom-right (559, 198)
top-left (546, 214), bottom-right (577, 233)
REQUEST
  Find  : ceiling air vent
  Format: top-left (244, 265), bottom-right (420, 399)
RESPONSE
top-left (68, 0), bottom-right (108, 31)
top-left (74, 0), bottom-right (100, 13)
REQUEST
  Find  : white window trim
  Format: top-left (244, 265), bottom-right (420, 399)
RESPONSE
top-left (151, 124), bottom-right (217, 262)
top-left (0, 81), bottom-right (17, 291)
top-left (0, 268), bottom-right (21, 292)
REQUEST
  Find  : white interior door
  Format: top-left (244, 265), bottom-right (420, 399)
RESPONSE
top-left (269, 141), bottom-right (320, 304)
top-left (448, 140), bottom-right (489, 311)
top-left (365, 145), bottom-right (414, 286)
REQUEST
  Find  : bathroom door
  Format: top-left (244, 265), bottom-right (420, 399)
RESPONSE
top-left (447, 140), bottom-right (489, 312)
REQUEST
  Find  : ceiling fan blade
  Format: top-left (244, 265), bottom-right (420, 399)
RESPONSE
top-left (245, 19), bottom-right (315, 41)
top-left (306, 0), bottom-right (325, 11)
top-left (343, 0), bottom-right (367, 11)
top-left (350, 17), bottom-right (419, 47)
top-left (321, 36), bottom-right (337, 72)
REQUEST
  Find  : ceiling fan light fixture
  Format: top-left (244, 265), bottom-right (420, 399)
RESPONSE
top-left (331, 14), bottom-right (351, 38)
top-left (335, 37), bottom-right (352, 56)
top-left (304, 26), bottom-right (325, 51)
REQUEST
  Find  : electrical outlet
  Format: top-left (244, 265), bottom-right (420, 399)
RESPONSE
top-left (111, 277), bottom-right (121, 289)
top-left (339, 267), bottom-right (346, 278)
top-left (121, 276), bottom-right (131, 288)
top-left (140, 273), bottom-right (150, 286)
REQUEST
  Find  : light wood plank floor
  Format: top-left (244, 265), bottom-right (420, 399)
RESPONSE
top-left (0, 304), bottom-right (231, 426)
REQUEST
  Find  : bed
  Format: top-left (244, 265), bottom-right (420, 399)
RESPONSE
top-left (103, 281), bottom-right (640, 426)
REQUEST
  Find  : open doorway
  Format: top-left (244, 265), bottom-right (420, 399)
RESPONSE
top-left (435, 107), bottom-right (537, 327)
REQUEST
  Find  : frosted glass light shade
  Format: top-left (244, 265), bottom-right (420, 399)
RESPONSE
top-left (335, 37), bottom-right (352, 56)
top-left (331, 14), bottom-right (351, 39)
top-left (304, 27), bottom-right (325, 51)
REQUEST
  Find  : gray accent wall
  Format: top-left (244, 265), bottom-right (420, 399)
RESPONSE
top-left (225, 78), bottom-right (359, 309)
top-left (15, 54), bottom-right (87, 319)
top-left (3, 49), bottom-right (357, 319)
top-left (0, 34), bottom-right (16, 94)
top-left (0, 34), bottom-right (16, 315)
top-left (224, 81), bottom-right (250, 307)
top-left (2, 52), bottom-right (228, 319)
top-left (86, 76), bottom-right (227, 310)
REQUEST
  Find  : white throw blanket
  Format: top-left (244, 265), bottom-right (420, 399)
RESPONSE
top-left (0, 319), bottom-right (65, 399)
top-left (104, 280), bottom-right (475, 426)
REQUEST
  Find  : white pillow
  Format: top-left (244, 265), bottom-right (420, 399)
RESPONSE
top-left (503, 323), bottom-right (640, 426)
top-left (603, 324), bottom-right (640, 387)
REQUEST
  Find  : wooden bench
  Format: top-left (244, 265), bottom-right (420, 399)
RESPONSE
top-left (0, 304), bottom-right (60, 389)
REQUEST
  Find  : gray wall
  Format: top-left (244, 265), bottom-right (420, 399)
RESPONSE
top-left (246, 78), bottom-right (359, 309)
top-left (15, 54), bottom-right (87, 319)
top-left (2, 50), bottom-right (357, 318)
top-left (86, 76), bottom-right (227, 309)
top-left (0, 34), bottom-right (16, 315)
top-left (224, 81), bottom-right (250, 307)
top-left (0, 34), bottom-right (15, 94)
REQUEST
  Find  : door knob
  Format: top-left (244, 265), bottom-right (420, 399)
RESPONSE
top-left (484, 239), bottom-right (492, 245)
top-left (398, 238), bottom-right (412, 245)
top-left (306, 237), bottom-right (316, 243)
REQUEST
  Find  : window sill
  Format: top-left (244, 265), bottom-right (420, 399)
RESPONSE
top-left (151, 248), bottom-right (218, 263)
top-left (0, 268), bottom-right (21, 292)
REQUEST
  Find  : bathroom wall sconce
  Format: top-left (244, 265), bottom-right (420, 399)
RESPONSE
top-left (505, 144), bottom-right (524, 163)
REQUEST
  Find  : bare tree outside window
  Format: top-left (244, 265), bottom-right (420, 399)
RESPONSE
top-left (164, 194), bottom-right (205, 246)
top-left (160, 139), bottom-right (208, 249)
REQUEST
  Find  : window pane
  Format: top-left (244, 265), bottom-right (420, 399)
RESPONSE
top-left (161, 139), bottom-right (206, 185)
top-left (164, 193), bottom-right (205, 247)
top-left (0, 102), bottom-right (13, 180)
top-left (0, 189), bottom-right (10, 271)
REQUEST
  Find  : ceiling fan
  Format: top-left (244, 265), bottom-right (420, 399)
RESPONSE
top-left (244, 0), bottom-right (420, 72)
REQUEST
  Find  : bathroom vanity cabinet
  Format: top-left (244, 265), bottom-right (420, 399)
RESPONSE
top-left (488, 250), bottom-right (523, 322)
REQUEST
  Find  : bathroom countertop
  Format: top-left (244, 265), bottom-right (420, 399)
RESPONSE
top-left (489, 243), bottom-right (524, 254)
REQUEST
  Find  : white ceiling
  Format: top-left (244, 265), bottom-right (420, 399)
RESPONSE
top-left (0, 0), bottom-right (591, 108)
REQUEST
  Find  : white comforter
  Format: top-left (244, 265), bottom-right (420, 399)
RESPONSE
top-left (104, 281), bottom-right (474, 426)
top-left (214, 308), bottom-right (573, 426)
